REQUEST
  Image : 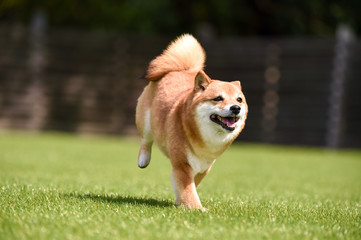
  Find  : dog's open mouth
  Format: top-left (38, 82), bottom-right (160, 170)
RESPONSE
top-left (210, 114), bottom-right (239, 131)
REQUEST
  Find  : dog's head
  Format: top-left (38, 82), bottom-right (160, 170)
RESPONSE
top-left (191, 71), bottom-right (248, 144)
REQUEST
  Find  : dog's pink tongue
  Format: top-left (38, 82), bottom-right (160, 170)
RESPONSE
top-left (221, 117), bottom-right (236, 127)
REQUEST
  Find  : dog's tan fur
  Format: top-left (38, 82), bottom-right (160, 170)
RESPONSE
top-left (136, 34), bottom-right (248, 209)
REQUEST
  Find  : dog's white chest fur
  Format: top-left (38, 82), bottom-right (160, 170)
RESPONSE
top-left (187, 150), bottom-right (216, 176)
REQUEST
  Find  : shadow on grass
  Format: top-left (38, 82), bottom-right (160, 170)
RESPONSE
top-left (65, 192), bottom-right (174, 208)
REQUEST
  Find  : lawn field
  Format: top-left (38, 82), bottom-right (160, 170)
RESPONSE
top-left (0, 131), bottom-right (360, 239)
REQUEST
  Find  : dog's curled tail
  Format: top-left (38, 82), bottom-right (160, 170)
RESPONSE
top-left (145, 34), bottom-right (206, 81)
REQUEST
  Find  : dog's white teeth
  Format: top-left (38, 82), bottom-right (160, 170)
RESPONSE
top-left (217, 115), bottom-right (222, 121)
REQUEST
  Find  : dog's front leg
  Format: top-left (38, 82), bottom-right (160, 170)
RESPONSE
top-left (171, 164), bottom-right (202, 209)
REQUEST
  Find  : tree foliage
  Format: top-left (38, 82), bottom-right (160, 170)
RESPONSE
top-left (0, 0), bottom-right (359, 36)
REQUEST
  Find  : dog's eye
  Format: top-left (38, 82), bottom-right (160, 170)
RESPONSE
top-left (213, 96), bottom-right (224, 102)
top-left (237, 97), bottom-right (243, 103)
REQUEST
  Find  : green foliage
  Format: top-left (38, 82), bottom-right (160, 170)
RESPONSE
top-left (0, 0), bottom-right (360, 35)
top-left (0, 132), bottom-right (360, 239)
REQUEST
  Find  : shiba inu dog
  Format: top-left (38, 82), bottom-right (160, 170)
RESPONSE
top-left (136, 34), bottom-right (247, 209)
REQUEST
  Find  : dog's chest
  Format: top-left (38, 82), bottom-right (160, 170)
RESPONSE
top-left (187, 150), bottom-right (216, 176)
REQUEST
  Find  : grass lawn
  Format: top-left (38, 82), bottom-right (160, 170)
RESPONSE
top-left (0, 131), bottom-right (360, 239)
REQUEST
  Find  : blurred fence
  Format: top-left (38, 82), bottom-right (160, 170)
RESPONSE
top-left (0, 22), bottom-right (360, 148)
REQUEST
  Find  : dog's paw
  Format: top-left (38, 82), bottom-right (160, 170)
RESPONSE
top-left (138, 150), bottom-right (151, 168)
top-left (199, 207), bottom-right (208, 212)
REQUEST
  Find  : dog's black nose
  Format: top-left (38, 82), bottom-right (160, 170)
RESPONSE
top-left (230, 105), bottom-right (241, 115)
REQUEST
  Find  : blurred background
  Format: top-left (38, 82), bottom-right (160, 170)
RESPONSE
top-left (0, 0), bottom-right (360, 148)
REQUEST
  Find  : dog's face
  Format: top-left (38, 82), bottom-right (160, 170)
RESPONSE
top-left (192, 72), bottom-right (248, 145)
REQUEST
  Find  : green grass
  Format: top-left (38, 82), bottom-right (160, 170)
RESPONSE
top-left (0, 131), bottom-right (360, 240)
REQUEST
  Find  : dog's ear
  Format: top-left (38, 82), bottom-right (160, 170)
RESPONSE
top-left (231, 80), bottom-right (242, 89)
top-left (194, 71), bottom-right (211, 91)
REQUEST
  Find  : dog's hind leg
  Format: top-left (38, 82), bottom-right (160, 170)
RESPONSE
top-left (137, 109), bottom-right (153, 168)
